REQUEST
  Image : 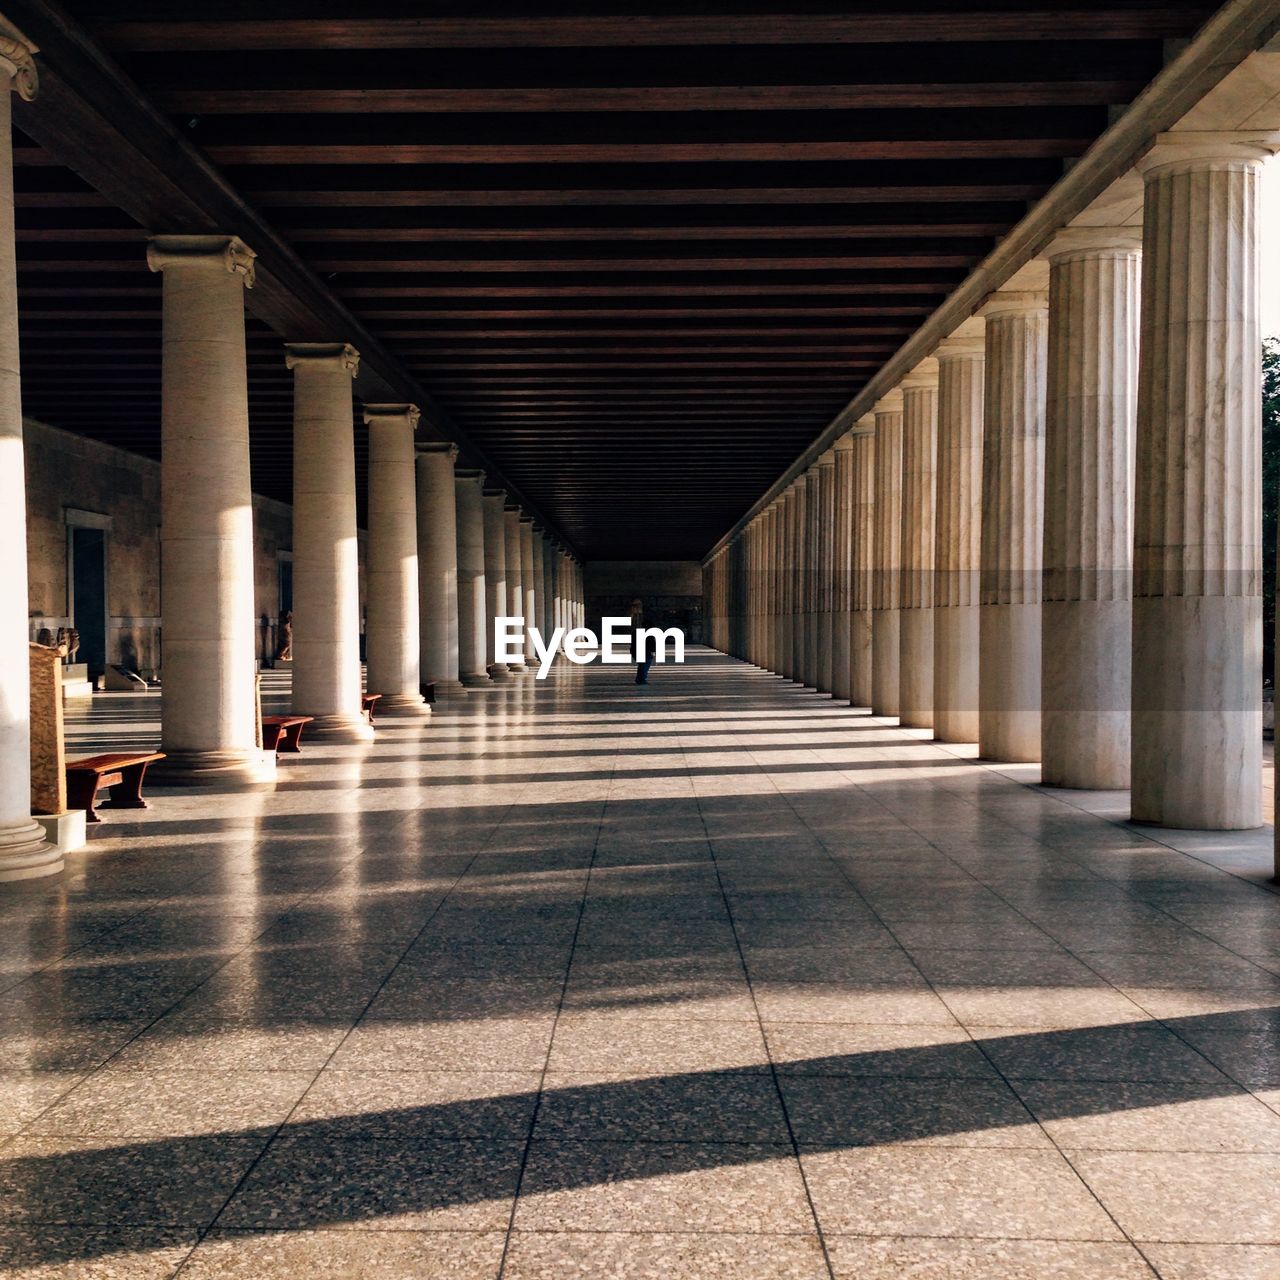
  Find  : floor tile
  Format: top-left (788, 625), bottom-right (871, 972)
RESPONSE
top-left (0, 1226), bottom-right (195, 1278)
top-left (546, 1015), bottom-right (769, 1075)
top-left (825, 1236), bottom-right (1155, 1279)
top-left (1141, 1243), bottom-right (1280, 1278)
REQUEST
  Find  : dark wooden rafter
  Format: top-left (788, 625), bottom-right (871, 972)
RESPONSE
top-left (9, 0), bottom-right (1218, 558)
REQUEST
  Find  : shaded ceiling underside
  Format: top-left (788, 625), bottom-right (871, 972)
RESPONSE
top-left (14, 1), bottom-right (1215, 559)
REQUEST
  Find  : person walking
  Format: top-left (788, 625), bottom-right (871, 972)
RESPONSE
top-left (629, 597), bottom-right (655, 684)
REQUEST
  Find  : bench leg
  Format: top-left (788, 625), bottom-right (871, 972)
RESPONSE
top-left (104, 763), bottom-right (150, 811)
top-left (280, 723), bottom-right (305, 753)
top-left (262, 726), bottom-right (285, 753)
top-left (67, 774), bottom-right (103, 823)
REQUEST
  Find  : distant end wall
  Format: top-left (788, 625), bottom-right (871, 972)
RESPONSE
top-left (584, 560), bottom-right (703, 643)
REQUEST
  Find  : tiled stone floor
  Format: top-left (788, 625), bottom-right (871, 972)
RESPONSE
top-left (2, 647), bottom-right (1279, 1277)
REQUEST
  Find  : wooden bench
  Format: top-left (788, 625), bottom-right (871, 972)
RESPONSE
top-left (362, 692), bottom-right (382, 723)
top-left (261, 714), bottom-right (314, 754)
top-left (66, 752), bottom-right (165, 824)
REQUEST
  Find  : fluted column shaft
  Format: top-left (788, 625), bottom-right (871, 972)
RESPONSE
top-left (816, 453), bottom-right (836, 692)
top-left (832, 436), bottom-right (854, 702)
top-left (482, 489), bottom-right (510, 678)
top-left (288, 343), bottom-right (373, 742)
top-left (146, 236), bottom-right (271, 788)
top-left (417, 444), bottom-right (463, 694)
top-left (779, 491), bottom-right (795, 679)
top-left (789, 483), bottom-right (806, 682)
top-left (454, 468), bottom-right (490, 687)
top-left (979, 293), bottom-right (1048, 763)
top-left (364, 404), bottom-right (428, 714)
top-left (531, 527), bottom-right (546, 644)
top-left (502, 508), bottom-right (528, 674)
top-left (519, 519), bottom-right (537, 665)
top-left (899, 362), bottom-right (939, 729)
top-left (1042, 232), bottom-right (1140, 787)
top-left (850, 421), bottom-right (876, 708)
top-left (1132, 144), bottom-right (1266, 830)
top-left (0, 34), bottom-right (59, 877)
top-left (540, 532), bottom-right (555, 640)
top-left (801, 471), bottom-right (819, 686)
top-left (872, 393), bottom-right (904, 717)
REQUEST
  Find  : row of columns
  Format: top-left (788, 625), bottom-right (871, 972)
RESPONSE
top-left (0, 24), bottom-right (584, 877)
top-left (707, 135), bottom-right (1272, 832)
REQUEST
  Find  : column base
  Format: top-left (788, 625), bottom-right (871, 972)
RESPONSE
top-left (506, 664), bottom-right (531, 677)
top-left (487, 664), bottom-right (512, 681)
top-left (294, 715), bottom-right (375, 744)
top-left (430, 679), bottom-right (468, 698)
top-left (0, 818), bottom-right (62, 883)
top-left (373, 694), bottom-right (432, 718)
top-left (34, 811), bottom-right (87, 855)
top-left (460, 671), bottom-right (492, 688)
top-left (150, 748), bottom-right (278, 788)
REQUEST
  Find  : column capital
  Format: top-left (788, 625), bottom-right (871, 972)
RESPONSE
top-left (1045, 225), bottom-right (1142, 263)
top-left (1137, 131), bottom-right (1280, 179)
top-left (899, 356), bottom-right (939, 391)
top-left (817, 447), bottom-right (836, 468)
top-left (482, 484), bottom-right (506, 499)
top-left (456, 466), bottom-right (485, 483)
top-left (417, 440), bottom-right (458, 462)
top-left (147, 235), bottom-right (256, 286)
top-left (978, 289), bottom-right (1047, 320)
top-left (0, 18), bottom-right (37, 101)
top-left (874, 388), bottom-right (904, 415)
top-left (834, 431), bottom-right (855, 452)
top-left (362, 402), bottom-right (420, 431)
top-left (504, 500), bottom-right (521, 513)
top-left (519, 514), bottom-right (534, 526)
top-left (285, 342), bottom-right (360, 377)
top-left (854, 412), bottom-right (876, 436)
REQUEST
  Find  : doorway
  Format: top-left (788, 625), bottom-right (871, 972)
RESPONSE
top-left (70, 525), bottom-right (107, 681)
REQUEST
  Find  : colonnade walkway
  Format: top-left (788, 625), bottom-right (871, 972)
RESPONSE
top-left (2, 649), bottom-right (1280, 1277)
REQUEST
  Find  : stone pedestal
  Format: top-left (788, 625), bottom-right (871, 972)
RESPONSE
top-left (1042, 229), bottom-right (1140, 788)
top-left (482, 488), bottom-right (510, 678)
top-left (850, 420), bottom-right (876, 708)
top-left (364, 403), bottom-right (428, 716)
top-left (503, 507), bottom-right (528, 674)
top-left (455, 468), bottom-right (491, 687)
top-left (871, 391), bottom-right (904, 718)
top-left (979, 291), bottom-right (1048, 763)
top-left (147, 235), bottom-right (277, 781)
top-left (417, 443), bottom-right (464, 695)
top-left (933, 325), bottom-right (985, 743)
top-left (1132, 140), bottom-right (1268, 829)
top-left (899, 360), bottom-right (938, 730)
top-left (287, 342), bottom-right (373, 742)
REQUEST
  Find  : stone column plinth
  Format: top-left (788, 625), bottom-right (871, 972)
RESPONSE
top-left (933, 325), bottom-right (985, 744)
top-left (899, 359), bottom-right (939, 730)
top-left (455, 467), bottom-right (490, 687)
top-left (482, 488), bottom-right (510, 678)
top-left (979, 291), bottom-right (1048, 763)
top-left (287, 342), bottom-right (372, 742)
top-left (1132, 139), bottom-right (1268, 830)
top-left (871, 390), bottom-right (904, 718)
top-left (831, 436), bottom-right (853, 702)
top-left (147, 236), bottom-right (277, 781)
top-left (363, 403), bottom-right (428, 716)
top-left (417, 443), bottom-right (464, 695)
top-left (503, 507), bottom-right (528, 674)
top-left (1043, 229), bottom-right (1140, 788)
top-left (850, 419), bottom-right (876, 708)
top-left (816, 450), bottom-right (836, 693)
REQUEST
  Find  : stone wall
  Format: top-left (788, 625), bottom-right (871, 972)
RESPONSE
top-left (24, 417), bottom-right (303, 678)
top-left (583, 560), bottom-right (704, 642)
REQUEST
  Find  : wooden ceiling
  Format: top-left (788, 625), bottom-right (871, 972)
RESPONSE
top-left (13, 1), bottom-right (1215, 559)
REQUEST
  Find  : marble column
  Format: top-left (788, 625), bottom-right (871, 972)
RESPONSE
top-left (789, 482), bottom-right (806, 683)
top-left (482, 487), bottom-right (510, 678)
top-left (417, 442), bottom-right (464, 695)
top-left (805, 469), bottom-right (823, 687)
top-left (933, 323), bottom-right (985, 744)
top-left (1132, 139), bottom-right (1268, 829)
top-left (454, 467), bottom-right (491, 687)
top-left (144, 236), bottom-right (272, 786)
top-left (363, 403), bottom-right (428, 715)
top-left (287, 342), bottom-right (373, 742)
top-left (504, 507), bottom-right (528, 674)
top-left (541, 531), bottom-right (556, 640)
top-left (899, 359), bottom-right (939, 730)
top-left (871, 390), bottom-right (904, 718)
top-left (519, 517), bottom-right (537, 668)
top-left (850, 418), bottom-right (876, 708)
top-left (778, 490), bottom-right (795, 679)
top-left (831, 435), bottom-right (854, 702)
top-left (0, 28), bottom-right (58, 879)
top-left (816, 450), bottom-right (836, 693)
top-left (978, 290), bottom-right (1048, 763)
top-left (531, 526), bottom-right (547, 640)
top-left (1043, 228), bottom-right (1141, 788)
